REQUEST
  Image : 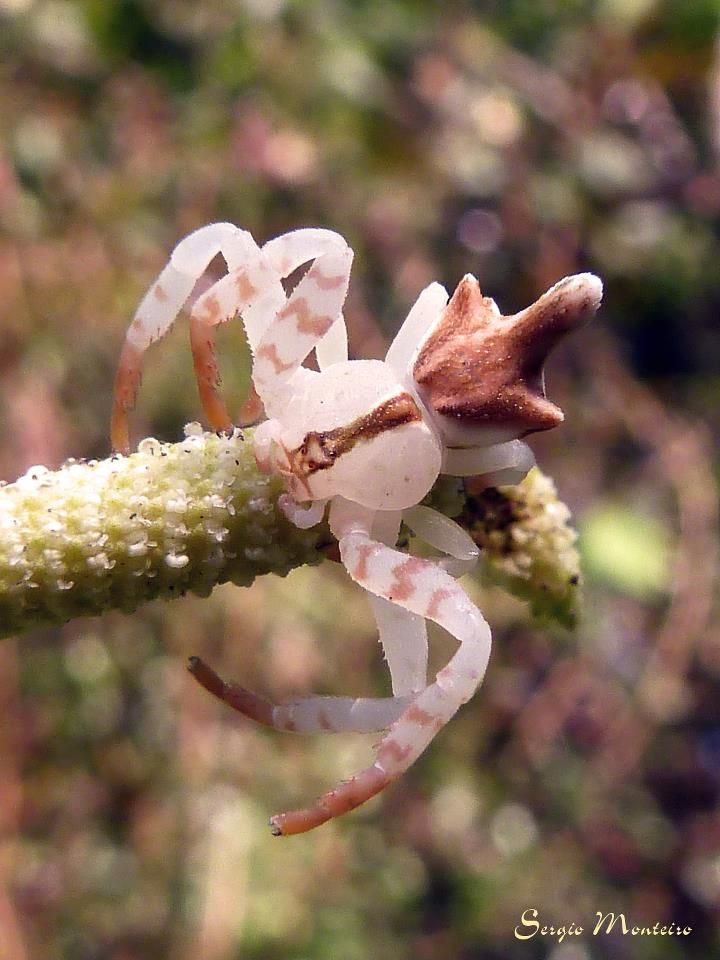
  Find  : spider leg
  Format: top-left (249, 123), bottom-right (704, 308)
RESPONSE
top-left (252, 231), bottom-right (353, 411)
top-left (260, 228), bottom-right (350, 286)
top-left (111, 222), bottom-right (258, 453)
top-left (315, 312), bottom-right (348, 369)
top-left (187, 261), bottom-right (285, 432)
top-left (368, 596), bottom-right (428, 696)
top-left (252, 418), bottom-right (285, 474)
top-left (189, 229), bottom-right (353, 430)
top-left (278, 494), bottom-right (328, 529)
top-left (269, 498), bottom-right (492, 835)
top-left (384, 282), bottom-right (448, 376)
top-left (368, 510), bottom-right (428, 697)
top-left (277, 501), bottom-right (429, 698)
top-left (191, 228), bottom-right (353, 428)
top-left (442, 439), bottom-right (536, 486)
top-left (236, 381), bottom-right (265, 426)
top-left (402, 504), bottom-right (480, 578)
top-left (252, 228), bottom-right (353, 362)
top-left (188, 657), bottom-right (409, 733)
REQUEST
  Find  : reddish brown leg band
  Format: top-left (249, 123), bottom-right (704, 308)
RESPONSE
top-left (111, 341), bottom-right (143, 454)
top-left (187, 657), bottom-right (274, 726)
top-left (269, 763), bottom-right (392, 836)
top-left (189, 317), bottom-right (233, 433)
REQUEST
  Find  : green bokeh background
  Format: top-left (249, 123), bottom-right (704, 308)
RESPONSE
top-left (1, 1), bottom-right (719, 958)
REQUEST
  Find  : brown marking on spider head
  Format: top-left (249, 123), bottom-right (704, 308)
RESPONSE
top-left (153, 284), bottom-right (169, 302)
top-left (285, 391), bottom-right (422, 488)
top-left (413, 273), bottom-right (602, 436)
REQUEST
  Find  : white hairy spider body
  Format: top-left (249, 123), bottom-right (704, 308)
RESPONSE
top-left (112, 223), bottom-right (602, 835)
top-left (260, 358), bottom-right (442, 511)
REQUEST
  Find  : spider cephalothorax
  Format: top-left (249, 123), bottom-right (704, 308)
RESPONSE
top-left (112, 223), bottom-right (602, 835)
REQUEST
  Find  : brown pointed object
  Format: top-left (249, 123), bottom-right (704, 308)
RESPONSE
top-left (412, 272), bottom-right (603, 437)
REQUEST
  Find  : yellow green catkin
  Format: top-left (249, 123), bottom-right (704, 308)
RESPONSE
top-left (461, 468), bottom-right (582, 628)
top-left (0, 424), bottom-right (326, 637)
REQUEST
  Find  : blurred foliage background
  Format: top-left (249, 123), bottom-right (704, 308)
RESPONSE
top-left (1, 0), bottom-right (719, 958)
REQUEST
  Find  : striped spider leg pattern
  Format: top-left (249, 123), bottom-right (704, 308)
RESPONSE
top-left (113, 223), bottom-right (603, 834)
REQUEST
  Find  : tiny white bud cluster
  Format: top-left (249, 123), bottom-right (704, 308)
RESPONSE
top-left (465, 468), bottom-right (582, 627)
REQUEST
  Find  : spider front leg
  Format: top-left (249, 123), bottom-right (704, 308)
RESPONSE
top-left (187, 510), bottom-right (428, 735)
top-left (111, 223), bottom-right (259, 453)
top-left (383, 281), bottom-right (449, 376)
top-left (443, 438), bottom-right (536, 486)
top-left (367, 510), bottom-right (428, 697)
top-left (402, 503), bottom-right (481, 578)
top-left (189, 228), bottom-right (352, 431)
top-left (269, 498), bottom-right (492, 836)
top-left (187, 255), bottom-right (284, 433)
top-left (260, 229), bottom-right (351, 376)
top-left (250, 232), bottom-right (353, 413)
top-left (280, 504), bottom-right (432, 695)
top-left (188, 657), bottom-right (409, 733)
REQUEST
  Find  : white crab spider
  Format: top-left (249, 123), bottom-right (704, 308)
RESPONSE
top-left (112, 222), bottom-right (602, 835)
